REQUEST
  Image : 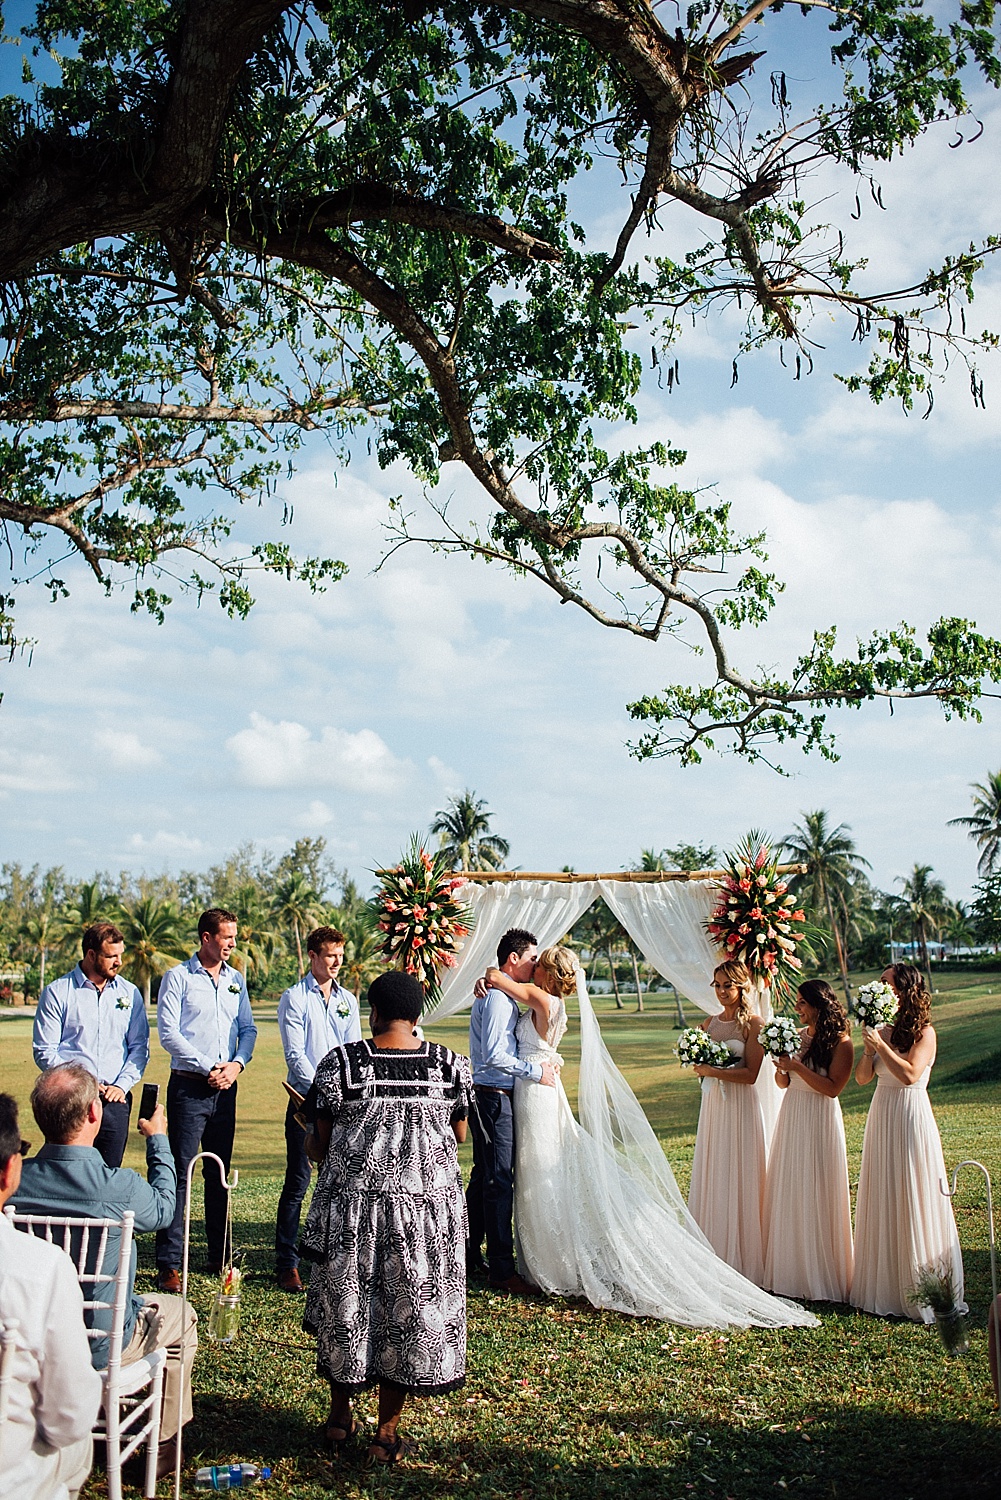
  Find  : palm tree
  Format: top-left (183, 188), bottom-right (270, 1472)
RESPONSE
top-left (896, 864), bottom-right (951, 988)
top-left (334, 906), bottom-right (386, 997)
top-left (782, 811), bottom-right (871, 1003)
top-left (944, 902), bottom-right (973, 956)
top-left (949, 770), bottom-right (1001, 876)
top-left (54, 880), bottom-right (112, 967)
top-left (229, 882), bottom-right (279, 987)
top-left (116, 896), bottom-right (189, 1006)
top-left (430, 790), bottom-right (510, 871)
top-left (270, 872), bottom-right (325, 978)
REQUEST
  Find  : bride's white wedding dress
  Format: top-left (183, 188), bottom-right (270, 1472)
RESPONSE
top-left (512, 986), bottom-right (818, 1328)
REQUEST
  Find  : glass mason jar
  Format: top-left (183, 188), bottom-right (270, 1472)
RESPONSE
top-left (934, 1307), bottom-right (970, 1358)
top-left (207, 1292), bottom-right (241, 1343)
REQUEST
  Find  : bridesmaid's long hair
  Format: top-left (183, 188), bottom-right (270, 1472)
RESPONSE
top-left (712, 960), bottom-right (755, 1032)
top-left (798, 979), bottom-right (848, 1073)
top-left (887, 963), bottom-right (931, 1054)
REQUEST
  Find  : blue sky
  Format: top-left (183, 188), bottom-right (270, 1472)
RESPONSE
top-left (1, 9), bottom-right (999, 898)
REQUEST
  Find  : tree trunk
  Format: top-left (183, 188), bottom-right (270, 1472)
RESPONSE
top-left (673, 985), bottom-right (686, 1029)
top-left (143, 971), bottom-right (151, 1008)
top-left (294, 918), bottom-right (304, 978)
top-left (39, 946), bottom-right (47, 994)
top-left (630, 948), bottom-right (644, 1012)
top-left (608, 951), bottom-right (623, 1009)
top-left (918, 918), bottom-right (933, 992)
top-left (824, 890), bottom-right (851, 1006)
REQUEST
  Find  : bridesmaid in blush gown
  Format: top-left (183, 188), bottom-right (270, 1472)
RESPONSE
top-left (688, 960), bottom-right (767, 1285)
top-left (851, 963), bottom-right (965, 1322)
top-left (763, 980), bottom-right (854, 1302)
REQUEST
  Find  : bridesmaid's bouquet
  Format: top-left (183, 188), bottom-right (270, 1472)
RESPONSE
top-left (376, 835), bottom-right (475, 1005)
top-left (675, 1027), bottom-right (735, 1070)
top-left (759, 1015), bottom-right (802, 1058)
top-left (706, 832), bottom-right (806, 1001)
top-left (850, 980), bottom-right (897, 1029)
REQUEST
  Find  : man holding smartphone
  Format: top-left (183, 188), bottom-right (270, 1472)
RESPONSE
top-left (155, 908), bottom-right (257, 1292)
top-left (32, 920), bottom-right (149, 1168)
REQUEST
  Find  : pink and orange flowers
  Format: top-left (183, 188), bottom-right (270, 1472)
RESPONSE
top-left (375, 836), bottom-right (476, 1004)
top-left (705, 834), bottom-right (806, 999)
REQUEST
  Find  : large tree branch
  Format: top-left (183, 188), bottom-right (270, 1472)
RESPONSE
top-left (0, 395), bottom-right (384, 429)
top-left (0, 1), bottom-right (293, 277)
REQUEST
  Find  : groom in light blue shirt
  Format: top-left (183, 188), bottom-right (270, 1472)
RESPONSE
top-left (467, 927), bottom-right (556, 1294)
top-left (274, 925), bottom-right (361, 1290)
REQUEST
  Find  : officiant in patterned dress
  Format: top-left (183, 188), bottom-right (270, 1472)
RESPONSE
top-left (300, 970), bottom-right (472, 1466)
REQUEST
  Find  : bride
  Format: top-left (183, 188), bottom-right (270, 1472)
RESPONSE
top-left (480, 945), bottom-right (817, 1329)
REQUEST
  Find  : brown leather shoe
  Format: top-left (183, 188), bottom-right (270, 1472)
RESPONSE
top-left (157, 1267), bottom-right (181, 1294)
top-left (155, 1433), bottom-right (181, 1480)
top-left (487, 1273), bottom-right (536, 1296)
top-left (276, 1266), bottom-right (304, 1293)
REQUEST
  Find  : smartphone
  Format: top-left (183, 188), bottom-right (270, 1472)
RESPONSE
top-left (139, 1082), bottom-right (159, 1121)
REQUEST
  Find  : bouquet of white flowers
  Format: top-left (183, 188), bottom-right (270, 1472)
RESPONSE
top-left (675, 1027), bottom-right (734, 1070)
top-left (850, 980), bottom-right (897, 1029)
top-left (759, 1015), bottom-right (802, 1058)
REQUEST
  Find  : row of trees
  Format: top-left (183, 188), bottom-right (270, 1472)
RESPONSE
top-left (0, 838), bottom-right (383, 1005)
top-left (4, 774), bottom-right (999, 1006)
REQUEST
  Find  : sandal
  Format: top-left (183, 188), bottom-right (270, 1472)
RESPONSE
top-left (321, 1418), bottom-right (355, 1453)
top-left (366, 1434), bottom-right (415, 1466)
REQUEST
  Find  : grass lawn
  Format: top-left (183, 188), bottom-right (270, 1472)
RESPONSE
top-left (2, 972), bottom-right (999, 1498)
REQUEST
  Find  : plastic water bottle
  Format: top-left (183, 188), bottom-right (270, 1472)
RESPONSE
top-left (193, 1464), bottom-right (271, 1490)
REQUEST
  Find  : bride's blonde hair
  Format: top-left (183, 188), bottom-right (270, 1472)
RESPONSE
top-left (536, 945), bottom-right (578, 997)
top-left (712, 959), bottom-right (755, 1031)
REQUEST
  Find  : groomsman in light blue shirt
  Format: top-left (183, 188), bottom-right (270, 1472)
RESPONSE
top-left (32, 919), bottom-right (149, 1167)
top-left (274, 924), bottom-right (361, 1291)
top-left (155, 908), bottom-right (257, 1290)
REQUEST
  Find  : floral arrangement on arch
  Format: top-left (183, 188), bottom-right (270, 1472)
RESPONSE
top-left (375, 836), bottom-right (475, 1005)
top-left (705, 832), bottom-right (806, 1001)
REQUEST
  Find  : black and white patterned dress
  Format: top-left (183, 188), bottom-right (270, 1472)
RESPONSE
top-left (301, 1039), bottom-right (473, 1393)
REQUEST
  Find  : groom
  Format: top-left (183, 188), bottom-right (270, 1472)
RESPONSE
top-left (466, 927), bottom-right (557, 1294)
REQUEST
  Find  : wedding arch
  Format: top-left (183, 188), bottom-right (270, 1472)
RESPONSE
top-left (423, 866), bottom-right (804, 1148)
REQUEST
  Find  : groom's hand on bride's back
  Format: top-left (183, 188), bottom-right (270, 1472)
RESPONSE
top-left (540, 1062), bottom-right (558, 1087)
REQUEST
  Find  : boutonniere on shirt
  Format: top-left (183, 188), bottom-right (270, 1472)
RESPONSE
top-left (115, 996), bottom-right (130, 1011)
top-left (228, 983), bottom-right (242, 995)
top-left (335, 996), bottom-right (351, 1019)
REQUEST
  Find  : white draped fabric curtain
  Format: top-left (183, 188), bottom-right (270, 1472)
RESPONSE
top-left (422, 875), bottom-right (781, 1147)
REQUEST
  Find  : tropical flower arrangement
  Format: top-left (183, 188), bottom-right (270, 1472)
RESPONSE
top-left (675, 1026), bottom-right (735, 1070)
top-left (705, 833), bottom-right (806, 1000)
top-left (850, 980), bottom-right (898, 1029)
top-left (375, 835), bottom-right (475, 1005)
top-left (759, 1015), bottom-right (803, 1058)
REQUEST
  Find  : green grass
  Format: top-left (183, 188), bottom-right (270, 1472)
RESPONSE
top-left (2, 975), bottom-right (1000, 1498)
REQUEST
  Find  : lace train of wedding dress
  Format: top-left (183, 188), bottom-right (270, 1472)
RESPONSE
top-left (512, 986), bottom-right (818, 1329)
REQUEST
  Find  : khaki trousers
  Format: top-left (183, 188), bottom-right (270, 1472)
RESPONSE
top-left (120, 1293), bottom-right (198, 1441)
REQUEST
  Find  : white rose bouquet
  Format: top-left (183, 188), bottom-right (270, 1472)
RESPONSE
top-left (675, 1027), bottom-right (735, 1070)
top-left (759, 1015), bottom-right (802, 1058)
top-left (850, 981), bottom-right (897, 1029)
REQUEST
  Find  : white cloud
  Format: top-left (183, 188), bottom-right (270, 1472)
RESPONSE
top-left (226, 712), bottom-right (410, 793)
top-left (129, 830), bottom-right (206, 854)
top-left (0, 747), bottom-right (76, 795)
top-left (296, 799), bottom-right (335, 828)
top-left (93, 728), bottom-right (162, 770)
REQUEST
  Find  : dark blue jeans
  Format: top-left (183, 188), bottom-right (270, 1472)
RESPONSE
top-left (156, 1072), bottom-right (237, 1270)
top-left (95, 1092), bottom-right (132, 1168)
top-left (274, 1097), bottom-right (313, 1271)
top-left (466, 1087), bottom-right (516, 1282)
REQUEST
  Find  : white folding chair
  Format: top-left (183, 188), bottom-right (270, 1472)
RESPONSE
top-left (3, 1208), bottom-right (165, 1500)
top-left (0, 1319), bottom-right (20, 1471)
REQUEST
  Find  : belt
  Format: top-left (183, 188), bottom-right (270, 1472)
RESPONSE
top-left (474, 1084), bottom-right (512, 1095)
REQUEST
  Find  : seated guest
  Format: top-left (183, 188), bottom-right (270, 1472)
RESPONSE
top-left (300, 971), bottom-right (472, 1465)
top-left (0, 1091), bottom-right (102, 1500)
top-left (275, 924), bottom-right (361, 1292)
top-left (13, 1065), bottom-right (197, 1479)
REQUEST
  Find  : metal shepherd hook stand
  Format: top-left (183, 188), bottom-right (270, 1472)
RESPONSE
top-left (941, 1159), bottom-right (1000, 1406)
top-left (175, 1151), bottom-right (239, 1500)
